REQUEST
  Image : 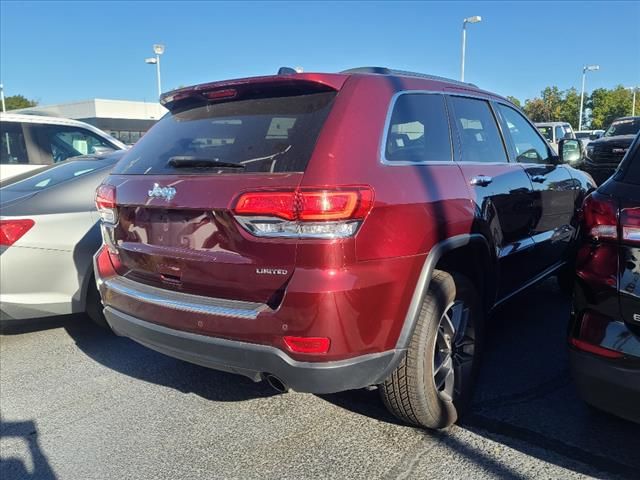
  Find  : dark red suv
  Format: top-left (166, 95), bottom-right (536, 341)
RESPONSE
top-left (94, 67), bottom-right (593, 429)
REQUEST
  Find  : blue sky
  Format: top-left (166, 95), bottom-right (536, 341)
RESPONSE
top-left (1, 1), bottom-right (638, 105)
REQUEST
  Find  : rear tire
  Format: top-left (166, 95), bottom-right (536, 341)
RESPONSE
top-left (380, 270), bottom-right (483, 429)
top-left (85, 278), bottom-right (109, 329)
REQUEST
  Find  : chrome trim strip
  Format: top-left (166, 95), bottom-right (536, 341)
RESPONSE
top-left (104, 276), bottom-right (267, 319)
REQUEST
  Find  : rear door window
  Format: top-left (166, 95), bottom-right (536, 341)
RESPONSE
top-left (384, 94), bottom-right (451, 163)
top-left (112, 92), bottom-right (336, 175)
top-left (0, 122), bottom-right (29, 164)
top-left (31, 125), bottom-right (117, 163)
top-left (448, 96), bottom-right (508, 163)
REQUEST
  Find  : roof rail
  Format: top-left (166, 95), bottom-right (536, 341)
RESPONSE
top-left (340, 67), bottom-right (478, 88)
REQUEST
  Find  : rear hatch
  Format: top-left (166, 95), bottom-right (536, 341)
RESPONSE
top-left (601, 138), bottom-right (640, 334)
top-left (103, 78), bottom-right (341, 305)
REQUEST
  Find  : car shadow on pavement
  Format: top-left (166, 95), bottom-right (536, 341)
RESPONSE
top-left (321, 279), bottom-right (640, 480)
top-left (56, 316), bottom-right (280, 403)
top-left (2, 314), bottom-right (278, 404)
top-left (0, 417), bottom-right (57, 480)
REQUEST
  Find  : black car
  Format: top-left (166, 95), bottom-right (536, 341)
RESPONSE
top-left (580, 116), bottom-right (640, 185)
top-left (570, 132), bottom-right (640, 423)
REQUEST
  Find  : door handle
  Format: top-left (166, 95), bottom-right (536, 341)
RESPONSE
top-left (470, 175), bottom-right (493, 187)
top-left (531, 175), bottom-right (546, 183)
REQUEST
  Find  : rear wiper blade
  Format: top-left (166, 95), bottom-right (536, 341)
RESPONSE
top-left (168, 156), bottom-right (245, 169)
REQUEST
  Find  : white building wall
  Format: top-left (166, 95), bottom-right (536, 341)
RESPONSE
top-left (14, 99), bottom-right (166, 121)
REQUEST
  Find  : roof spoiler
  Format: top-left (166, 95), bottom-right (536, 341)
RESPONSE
top-left (160, 73), bottom-right (344, 112)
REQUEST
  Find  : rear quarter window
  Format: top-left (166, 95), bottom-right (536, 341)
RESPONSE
top-left (384, 94), bottom-right (451, 163)
top-left (112, 92), bottom-right (336, 175)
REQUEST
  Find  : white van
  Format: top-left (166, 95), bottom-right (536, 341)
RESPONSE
top-left (534, 122), bottom-right (576, 152)
top-left (0, 113), bottom-right (126, 181)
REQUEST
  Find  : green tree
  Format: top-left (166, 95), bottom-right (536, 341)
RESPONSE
top-left (506, 96), bottom-right (521, 108)
top-left (523, 98), bottom-right (547, 122)
top-left (590, 86), bottom-right (634, 129)
top-left (558, 88), bottom-right (581, 130)
top-left (540, 86), bottom-right (563, 121)
top-left (4, 94), bottom-right (38, 111)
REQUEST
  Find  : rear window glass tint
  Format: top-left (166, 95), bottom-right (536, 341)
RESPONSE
top-left (111, 92), bottom-right (336, 175)
top-left (384, 94), bottom-right (451, 163)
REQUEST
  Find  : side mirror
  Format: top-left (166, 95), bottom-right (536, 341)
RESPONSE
top-left (558, 138), bottom-right (582, 164)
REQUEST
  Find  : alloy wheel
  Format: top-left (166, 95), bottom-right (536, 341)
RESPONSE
top-left (432, 300), bottom-right (475, 402)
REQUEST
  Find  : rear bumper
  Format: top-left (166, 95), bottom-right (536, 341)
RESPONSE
top-left (570, 349), bottom-right (640, 424)
top-left (104, 306), bottom-right (399, 394)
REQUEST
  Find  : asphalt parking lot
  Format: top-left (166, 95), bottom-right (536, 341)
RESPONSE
top-left (1, 278), bottom-right (638, 480)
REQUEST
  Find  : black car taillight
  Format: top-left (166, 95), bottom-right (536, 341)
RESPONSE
top-left (582, 192), bottom-right (618, 242)
top-left (620, 207), bottom-right (640, 245)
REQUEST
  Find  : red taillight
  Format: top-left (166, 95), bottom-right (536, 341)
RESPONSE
top-left (234, 191), bottom-right (297, 220)
top-left (0, 219), bottom-right (34, 246)
top-left (571, 311), bottom-right (624, 359)
top-left (233, 187), bottom-right (374, 239)
top-left (298, 189), bottom-right (373, 221)
top-left (620, 207), bottom-right (640, 245)
top-left (570, 338), bottom-right (623, 359)
top-left (95, 184), bottom-right (117, 223)
top-left (234, 187), bottom-right (374, 221)
top-left (582, 192), bottom-right (618, 241)
top-left (283, 336), bottom-right (330, 354)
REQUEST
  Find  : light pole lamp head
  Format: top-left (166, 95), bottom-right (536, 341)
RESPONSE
top-left (584, 64), bottom-right (600, 72)
top-left (153, 44), bottom-right (165, 55)
top-left (464, 16), bottom-right (482, 24)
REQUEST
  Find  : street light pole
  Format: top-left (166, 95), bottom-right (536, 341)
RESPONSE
top-left (145, 44), bottom-right (165, 99)
top-left (578, 64), bottom-right (599, 131)
top-left (460, 16), bottom-right (482, 82)
top-left (0, 83), bottom-right (6, 112)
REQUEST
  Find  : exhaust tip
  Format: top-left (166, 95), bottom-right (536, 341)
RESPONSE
top-left (264, 374), bottom-right (289, 393)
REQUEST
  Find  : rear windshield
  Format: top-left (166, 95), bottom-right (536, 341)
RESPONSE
top-left (111, 92), bottom-right (336, 175)
top-left (1, 159), bottom-right (111, 192)
top-left (604, 118), bottom-right (640, 137)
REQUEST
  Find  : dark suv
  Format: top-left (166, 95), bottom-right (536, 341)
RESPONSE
top-left (581, 116), bottom-right (640, 185)
top-left (94, 67), bottom-right (593, 429)
top-left (571, 133), bottom-right (640, 423)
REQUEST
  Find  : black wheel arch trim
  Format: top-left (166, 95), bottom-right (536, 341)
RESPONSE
top-left (373, 233), bottom-right (491, 384)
